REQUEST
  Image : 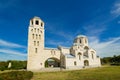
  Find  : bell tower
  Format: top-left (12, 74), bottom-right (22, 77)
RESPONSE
top-left (27, 16), bottom-right (45, 70)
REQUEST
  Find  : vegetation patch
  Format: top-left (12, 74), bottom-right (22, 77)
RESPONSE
top-left (0, 60), bottom-right (27, 71)
top-left (32, 66), bottom-right (120, 80)
top-left (0, 71), bottom-right (33, 80)
top-left (101, 55), bottom-right (120, 65)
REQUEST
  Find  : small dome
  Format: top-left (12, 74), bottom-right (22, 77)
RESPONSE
top-left (76, 35), bottom-right (86, 38)
top-left (30, 16), bottom-right (42, 21)
top-left (33, 16), bottom-right (40, 19)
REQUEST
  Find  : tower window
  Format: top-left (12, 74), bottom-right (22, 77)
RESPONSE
top-left (41, 23), bottom-right (43, 27)
top-left (31, 20), bottom-right (33, 25)
top-left (36, 34), bottom-right (38, 39)
top-left (34, 41), bottom-right (36, 46)
top-left (34, 28), bottom-right (36, 32)
top-left (35, 48), bottom-right (37, 53)
top-left (39, 35), bottom-right (41, 39)
top-left (36, 20), bottom-right (39, 25)
top-left (38, 29), bottom-right (39, 33)
top-left (37, 41), bottom-right (39, 46)
top-left (32, 34), bottom-right (34, 39)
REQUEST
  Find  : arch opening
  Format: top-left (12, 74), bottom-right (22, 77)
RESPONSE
top-left (45, 57), bottom-right (60, 68)
top-left (84, 60), bottom-right (89, 66)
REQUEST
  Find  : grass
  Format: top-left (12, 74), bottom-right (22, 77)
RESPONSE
top-left (0, 71), bottom-right (33, 80)
top-left (31, 66), bottom-right (120, 80)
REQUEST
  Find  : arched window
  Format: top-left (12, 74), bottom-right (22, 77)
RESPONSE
top-left (36, 34), bottom-right (38, 39)
top-left (92, 53), bottom-right (94, 59)
top-left (91, 51), bottom-right (94, 59)
top-left (80, 39), bottom-right (81, 43)
top-left (31, 20), bottom-right (33, 25)
top-left (32, 34), bottom-right (34, 39)
top-left (34, 28), bottom-right (36, 32)
top-left (38, 29), bottom-right (39, 33)
top-left (34, 41), bottom-right (36, 46)
top-left (39, 35), bottom-right (41, 39)
top-left (41, 22), bottom-right (43, 27)
top-left (37, 41), bottom-right (39, 46)
top-left (54, 51), bottom-right (55, 55)
top-left (36, 20), bottom-right (39, 25)
top-left (83, 46), bottom-right (89, 58)
top-left (85, 38), bottom-right (87, 43)
top-left (35, 48), bottom-right (37, 53)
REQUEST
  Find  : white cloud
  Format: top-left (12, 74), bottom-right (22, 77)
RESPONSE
top-left (83, 24), bottom-right (106, 36)
top-left (89, 36), bottom-right (120, 57)
top-left (0, 39), bottom-right (26, 48)
top-left (46, 39), bottom-right (71, 47)
top-left (55, 31), bottom-right (74, 41)
top-left (0, 49), bottom-right (27, 57)
top-left (0, 39), bottom-right (27, 61)
top-left (111, 1), bottom-right (120, 17)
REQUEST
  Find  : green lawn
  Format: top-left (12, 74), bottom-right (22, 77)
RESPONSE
top-left (31, 66), bottom-right (120, 80)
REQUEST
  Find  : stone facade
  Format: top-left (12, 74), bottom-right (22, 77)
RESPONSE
top-left (27, 16), bottom-right (101, 71)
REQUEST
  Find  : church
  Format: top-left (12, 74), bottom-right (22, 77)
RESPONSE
top-left (27, 16), bottom-right (101, 71)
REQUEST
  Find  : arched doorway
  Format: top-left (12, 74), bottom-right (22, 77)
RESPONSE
top-left (45, 57), bottom-right (60, 68)
top-left (84, 60), bottom-right (89, 66)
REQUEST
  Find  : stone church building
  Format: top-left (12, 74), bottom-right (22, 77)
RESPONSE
top-left (27, 16), bottom-right (101, 71)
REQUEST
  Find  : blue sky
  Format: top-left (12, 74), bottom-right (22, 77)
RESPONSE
top-left (0, 0), bottom-right (120, 61)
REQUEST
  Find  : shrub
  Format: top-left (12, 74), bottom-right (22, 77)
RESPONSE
top-left (0, 61), bottom-right (27, 71)
top-left (0, 71), bottom-right (33, 80)
top-left (10, 61), bottom-right (27, 70)
top-left (0, 62), bottom-right (8, 71)
top-left (110, 63), bottom-right (120, 66)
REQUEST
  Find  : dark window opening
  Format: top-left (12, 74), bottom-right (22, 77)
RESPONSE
top-left (36, 20), bottom-right (39, 25)
top-left (92, 53), bottom-right (94, 59)
top-left (35, 48), bottom-right (37, 53)
top-left (41, 23), bottom-right (43, 27)
top-left (34, 41), bottom-right (36, 46)
top-left (32, 34), bottom-right (34, 39)
top-left (74, 61), bottom-right (77, 66)
top-left (80, 39), bottom-right (81, 43)
top-left (31, 20), bottom-right (33, 25)
top-left (37, 41), bottom-right (39, 46)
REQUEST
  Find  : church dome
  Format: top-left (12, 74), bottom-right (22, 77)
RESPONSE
top-left (73, 34), bottom-right (88, 46)
top-left (76, 35), bottom-right (86, 38)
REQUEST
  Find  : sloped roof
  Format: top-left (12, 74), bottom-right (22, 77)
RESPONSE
top-left (65, 54), bottom-right (75, 58)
